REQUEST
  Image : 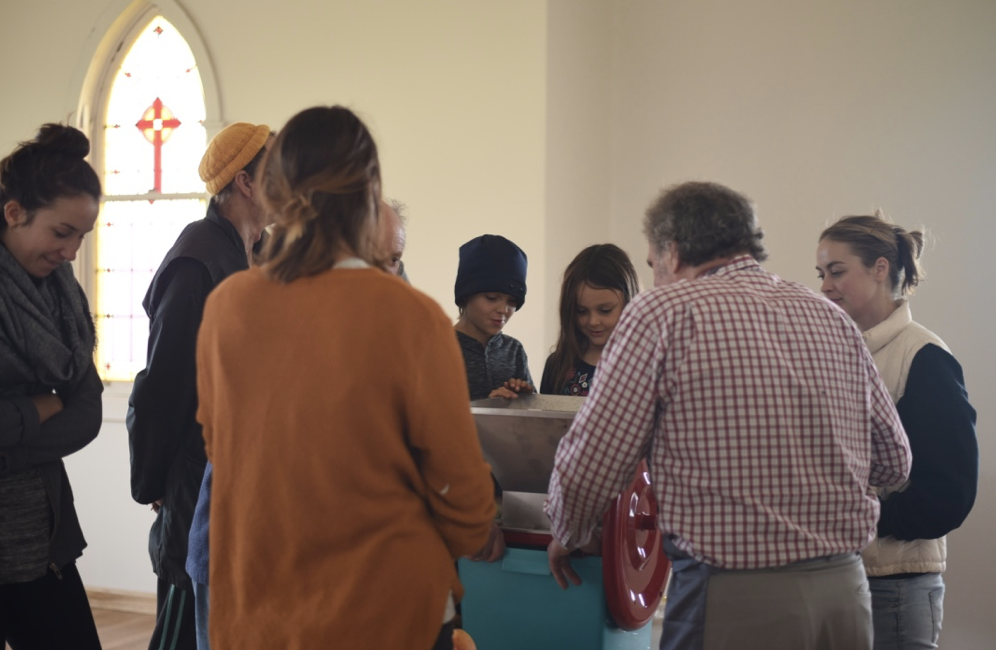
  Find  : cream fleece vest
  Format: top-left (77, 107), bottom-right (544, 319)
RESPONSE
top-left (861, 300), bottom-right (947, 576)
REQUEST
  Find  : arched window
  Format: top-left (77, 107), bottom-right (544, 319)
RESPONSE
top-left (73, 3), bottom-right (220, 383)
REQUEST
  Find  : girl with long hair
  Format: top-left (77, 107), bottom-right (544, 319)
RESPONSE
top-left (540, 244), bottom-right (639, 395)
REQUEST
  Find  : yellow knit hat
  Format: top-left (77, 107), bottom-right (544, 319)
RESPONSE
top-left (198, 122), bottom-right (271, 195)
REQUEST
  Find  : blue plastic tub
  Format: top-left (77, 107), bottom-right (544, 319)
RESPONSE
top-left (458, 547), bottom-right (652, 650)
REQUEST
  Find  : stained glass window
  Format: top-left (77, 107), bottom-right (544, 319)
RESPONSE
top-left (95, 15), bottom-right (207, 381)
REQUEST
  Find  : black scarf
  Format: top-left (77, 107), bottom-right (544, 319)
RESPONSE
top-left (0, 242), bottom-right (95, 391)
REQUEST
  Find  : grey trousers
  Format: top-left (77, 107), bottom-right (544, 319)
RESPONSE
top-left (661, 541), bottom-right (872, 650)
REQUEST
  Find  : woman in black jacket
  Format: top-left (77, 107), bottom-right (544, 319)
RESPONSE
top-left (0, 124), bottom-right (104, 649)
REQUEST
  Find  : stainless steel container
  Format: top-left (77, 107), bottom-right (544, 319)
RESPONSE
top-left (470, 394), bottom-right (584, 536)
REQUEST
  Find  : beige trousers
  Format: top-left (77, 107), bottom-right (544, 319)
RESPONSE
top-left (700, 553), bottom-right (872, 650)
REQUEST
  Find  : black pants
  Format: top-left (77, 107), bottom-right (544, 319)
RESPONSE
top-left (430, 621), bottom-right (455, 650)
top-left (148, 579), bottom-right (196, 650)
top-left (0, 562), bottom-right (101, 650)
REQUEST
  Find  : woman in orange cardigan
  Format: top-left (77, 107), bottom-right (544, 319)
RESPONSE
top-left (195, 106), bottom-right (495, 650)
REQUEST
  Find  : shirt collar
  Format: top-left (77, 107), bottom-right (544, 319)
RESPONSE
top-left (333, 257), bottom-right (370, 270)
top-left (206, 204), bottom-right (247, 255)
top-left (705, 254), bottom-right (761, 278)
top-left (862, 299), bottom-right (911, 355)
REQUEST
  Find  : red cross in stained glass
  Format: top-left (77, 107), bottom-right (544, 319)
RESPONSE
top-left (135, 97), bottom-right (181, 194)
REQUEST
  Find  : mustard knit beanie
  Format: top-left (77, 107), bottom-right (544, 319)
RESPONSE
top-left (198, 122), bottom-right (270, 195)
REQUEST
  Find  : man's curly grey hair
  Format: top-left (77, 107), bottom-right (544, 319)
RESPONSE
top-left (643, 181), bottom-right (767, 265)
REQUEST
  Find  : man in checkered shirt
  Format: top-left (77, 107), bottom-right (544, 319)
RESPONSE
top-left (544, 181), bottom-right (911, 650)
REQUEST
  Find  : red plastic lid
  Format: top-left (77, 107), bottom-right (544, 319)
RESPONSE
top-left (501, 529), bottom-right (553, 549)
top-left (601, 459), bottom-right (670, 630)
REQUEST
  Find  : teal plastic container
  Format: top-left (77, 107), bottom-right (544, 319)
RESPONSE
top-left (458, 548), bottom-right (652, 650)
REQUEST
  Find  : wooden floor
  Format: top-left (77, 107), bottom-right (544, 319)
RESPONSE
top-left (4, 608), bottom-right (155, 650)
top-left (93, 607), bottom-right (156, 650)
top-left (6, 601), bottom-right (663, 648)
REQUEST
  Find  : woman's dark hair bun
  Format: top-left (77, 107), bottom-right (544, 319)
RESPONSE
top-left (34, 123), bottom-right (91, 159)
top-left (0, 123), bottom-right (101, 218)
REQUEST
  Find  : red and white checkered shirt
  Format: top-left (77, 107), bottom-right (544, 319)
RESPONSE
top-left (545, 256), bottom-right (911, 569)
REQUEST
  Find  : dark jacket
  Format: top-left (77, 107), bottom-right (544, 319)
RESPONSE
top-left (127, 206), bottom-right (248, 587)
top-left (455, 331), bottom-right (533, 401)
top-left (0, 360), bottom-right (102, 574)
top-left (0, 261), bottom-right (102, 573)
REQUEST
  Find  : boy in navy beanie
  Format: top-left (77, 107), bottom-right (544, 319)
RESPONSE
top-left (454, 234), bottom-right (534, 402)
top-left (454, 235), bottom-right (533, 564)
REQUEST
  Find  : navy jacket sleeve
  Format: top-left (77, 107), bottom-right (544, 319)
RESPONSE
top-left (0, 361), bottom-right (103, 473)
top-left (128, 258), bottom-right (212, 505)
top-left (877, 344), bottom-right (978, 541)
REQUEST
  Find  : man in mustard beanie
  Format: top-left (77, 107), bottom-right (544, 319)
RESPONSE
top-left (129, 122), bottom-right (273, 650)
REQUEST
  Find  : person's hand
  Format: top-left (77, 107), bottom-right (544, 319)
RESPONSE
top-left (151, 499), bottom-right (164, 514)
top-left (488, 379), bottom-right (534, 399)
top-left (548, 538), bottom-right (582, 589)
top-left (452, 628), bottom-right (477, 650)
top-left (579, 527), bottom-right (602, 556)
top-left (503, 378), bottom-right (534, 394)
top-left (468, 520), bottom-right (506, 562)
top-left (31, 393), bottom-right (64, 423)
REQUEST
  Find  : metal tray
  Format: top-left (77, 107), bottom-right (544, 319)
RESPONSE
top-left (470, 394), bottom-right (584, 494)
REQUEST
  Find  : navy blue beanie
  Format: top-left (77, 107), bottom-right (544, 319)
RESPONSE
top-left (454, 235), bottom-right (528, 309)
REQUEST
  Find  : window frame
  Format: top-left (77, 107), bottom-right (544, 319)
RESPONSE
top-left (68, 0), bottom-right (223, 389)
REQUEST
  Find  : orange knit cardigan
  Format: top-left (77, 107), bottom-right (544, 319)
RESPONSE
top-left (196, 266), bottom-right (495, 650)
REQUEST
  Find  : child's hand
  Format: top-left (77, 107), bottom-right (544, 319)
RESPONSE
top-left (503, 378), bottom-right (535, 394)
top-left (488, 379), bottom-right (534, 400)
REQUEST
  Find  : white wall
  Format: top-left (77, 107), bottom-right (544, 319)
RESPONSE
top-left (65, 397), bottom-right (156, 592)
top-left (1, 1), bottom-right (992, 646)
top-left (2, 0), bottom-right (550, 593)
top-left (543, 0), bottom-right (615, 353)
top-left (607, 3), bottom-right (996, 648)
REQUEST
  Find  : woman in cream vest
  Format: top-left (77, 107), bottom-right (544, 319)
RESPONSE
top-left (816, 214), bottom-right (978, 650)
